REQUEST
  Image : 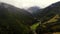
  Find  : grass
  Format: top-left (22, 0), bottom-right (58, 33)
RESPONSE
top-left (31, 23), bottom-right (39, 31)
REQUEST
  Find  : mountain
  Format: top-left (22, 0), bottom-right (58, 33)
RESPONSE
top-left (0, 2), bottom-right (36, 25)
top-left (0, 2), bottom-right (35, 34)
top-left (35, 1), bottom-right (60, 34)
top-left (28, 6), bottom-right (40, 13)
top-left (27, 6), bottom-right (42, 20)
top-left (39, 1), bottom-right (60, 23)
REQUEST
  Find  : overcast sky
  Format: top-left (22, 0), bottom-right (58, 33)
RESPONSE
top-left (0, 0), bottom-right (60, 9)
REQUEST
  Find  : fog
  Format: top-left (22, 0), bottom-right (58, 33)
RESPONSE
top-left (0, 0), bottom-right (60, 9)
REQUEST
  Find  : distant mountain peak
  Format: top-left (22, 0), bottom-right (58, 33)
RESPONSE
top-left (28, 6), bottom-right (40, 11)
top-left (27, 6), bottom-right (41, 13)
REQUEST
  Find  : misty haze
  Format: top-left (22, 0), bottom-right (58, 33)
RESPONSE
top-left (0, 0), bottom-right (60, 34)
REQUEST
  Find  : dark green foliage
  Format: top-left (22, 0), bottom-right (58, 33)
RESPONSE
top-left (38, 1), bottom-right (60, 23)
top-left (0, 3), bottom-right (34, 34)
top-left (35, 1), bottom-right (60, 34)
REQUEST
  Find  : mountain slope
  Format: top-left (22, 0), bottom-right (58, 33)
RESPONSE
top-left (35, 1), bottom-right (60, 34)
top-left (39, 1), bottom-right (60, 23)
top-left (28, 6), bottom-right (43, 20)
top-left (0, 2), bottom-right (35, 34)
top-left (0, 2), bottom-right (36, 25)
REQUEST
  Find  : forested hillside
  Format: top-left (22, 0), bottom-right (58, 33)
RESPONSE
top-left (0, 2), bottom-right (35, 34)
top-left (35, 1), bottom-right (60, 34)
top-left (0, 1), bottom-right (60, 34)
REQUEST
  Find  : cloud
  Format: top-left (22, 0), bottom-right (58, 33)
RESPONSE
top-left (0, 0), bottom-right (60, 8)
